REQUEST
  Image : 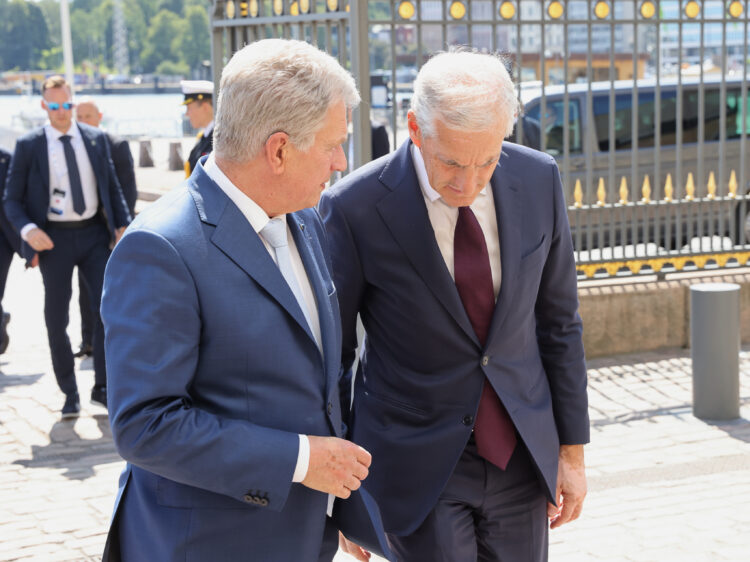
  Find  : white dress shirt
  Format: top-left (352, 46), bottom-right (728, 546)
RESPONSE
top-left (410, 143), bottom-right (502, 297)
top-left (204, 154), bottom-right (320, 484)
top-left (21, 122), bottom-right (100, 240)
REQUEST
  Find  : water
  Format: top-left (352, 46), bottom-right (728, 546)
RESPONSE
top-left (0, 93), bottom-right (187, 140)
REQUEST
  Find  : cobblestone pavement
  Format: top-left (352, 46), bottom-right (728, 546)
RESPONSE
top-left (1, 252), bottom-right (749, 561)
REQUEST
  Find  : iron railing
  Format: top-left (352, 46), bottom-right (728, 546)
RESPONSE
top-left (210, 0), bottom-right (750, 277)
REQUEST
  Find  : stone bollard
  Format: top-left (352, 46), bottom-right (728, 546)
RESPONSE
top-left (139, 139), bottom-right (154, 168)
top-left (168, 142), bottom-right (184, 171)
top-left (690, 283), bottom-right (740, 420)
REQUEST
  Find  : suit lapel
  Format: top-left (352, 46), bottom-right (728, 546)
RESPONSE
top-left (78, 124), bottom-right (104, 190)
top-left (376, 141), bottom-right (478, 345)
top-left (486, 149), bottom-right (522, 343)
top-left (288, 213), bottom-right (335, 375)
top-left (189, 167), bottom-right (317, 345)
top-left (35, 131), bottom-right (50, 193)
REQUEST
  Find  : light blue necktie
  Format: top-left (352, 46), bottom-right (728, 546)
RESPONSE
top-left (260, 217), bottom-right (314, 333)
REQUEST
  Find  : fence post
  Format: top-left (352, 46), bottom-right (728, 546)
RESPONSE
top-left (690, 283), bottom-right (740, 420)
top-left (138, 139), bottom-right (154, 168)
top-left (168, 142), bottom-right (184, 171)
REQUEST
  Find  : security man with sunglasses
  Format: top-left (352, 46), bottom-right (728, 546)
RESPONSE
top-left (3, 75), bottom-right (131, 419)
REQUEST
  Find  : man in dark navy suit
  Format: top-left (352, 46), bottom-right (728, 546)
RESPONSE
top-left (320, 49), bottom-right (589, 561)
top-left (0, 148), bottom-right (21, 353)
top-left (74, 98), bottom-right (137, 359)
top-left (3, 75), bottom-right (131, 418)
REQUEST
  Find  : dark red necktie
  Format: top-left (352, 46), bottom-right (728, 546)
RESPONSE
top-left (454, 206), bottom-right (517, 470)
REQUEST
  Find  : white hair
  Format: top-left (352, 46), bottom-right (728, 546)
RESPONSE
top-left (214, 39), bottom-right (360, 162)
top-left (411, 48), bottom-right (520, 138)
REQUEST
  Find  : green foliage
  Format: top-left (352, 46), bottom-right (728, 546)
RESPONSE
top-left (3, 0), bottom-right (211, 76)
top-left (156, 59), bottom-right (190, 76)
top-left (0, 0), bottom-right (51, 70)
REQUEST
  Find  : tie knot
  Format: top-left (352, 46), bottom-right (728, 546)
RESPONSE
top-left (261, 217), bottom-right (288, 249)
top-left (59, 135), bottom-right (72, 145)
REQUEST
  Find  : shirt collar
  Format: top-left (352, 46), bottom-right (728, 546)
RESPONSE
top-left (409, 143), bottom-right (487, 205)
top-left (45, 122), bottom-right (80, 141)
top-left (203, 153), bottom-right (280, 233)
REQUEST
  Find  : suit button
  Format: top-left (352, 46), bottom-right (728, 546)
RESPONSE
top-left (252, 497), bottom-right (262, 505)
top-left (481, 355), bottom-right (489, 367)
top-left (259, 498), bottom-right (269, 507)
top-left (327, 402), bottom-right (333, 415)
top-left (243, 494), bottom-right (253, 503)
top-left (462, 415), bottom-right (474, 426)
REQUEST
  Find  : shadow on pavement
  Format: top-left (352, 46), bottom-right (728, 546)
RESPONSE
top-left (708, 413), bottom-right (750, 444)
top-left (0, 370), bottom-right (44, 393)
top-left (13, 416), bottom-right (120, 480)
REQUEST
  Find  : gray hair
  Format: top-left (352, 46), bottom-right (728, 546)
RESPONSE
top-left (214, 39), bottom-right (360, 162)
top-left (411, 48), bottom-right (519, 138)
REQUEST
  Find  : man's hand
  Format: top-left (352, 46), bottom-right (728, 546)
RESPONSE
top-left (339, 532), bottom-right (372, 561)
top-left (114, 226), bottom-right (127, 245)
top-left (26, 228), bottom-right (54, 252)
top-left (302, 436), bottom-right (371, 499)
top-left (548, 444), bottom-right (586, 529)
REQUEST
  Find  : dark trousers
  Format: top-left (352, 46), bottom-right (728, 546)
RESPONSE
top-left (78, 271), bottom-right (93, 347)
top-left (38, 221), bottom-right (110, 396)
top-left (388, 436), bottom-right (549, 562)
top-left (0, 235), bottom-right (14, 318)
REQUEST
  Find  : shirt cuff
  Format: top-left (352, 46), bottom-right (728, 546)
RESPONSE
top-left (20, 223), bottom-right (38, 242)
top-left (292, 434), bottom-right (310, 483)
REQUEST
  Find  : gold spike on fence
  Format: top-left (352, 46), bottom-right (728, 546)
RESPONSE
top-left (707, 172), bottom-right (716, 200)
top-left (573, 179), bottom-right (583, 208)
top-left (664, 174), bottom-right (673, 202)
top-left (641, 175), bottom-right (651, 203)
top-left (596, 178), bottom-right (606, 206)
top-left (729, 170), bottom-right (738, 198)
top-left (619, 177), bottom-right (629, 204)
top-left (685, 173), bottom-right (695, 200)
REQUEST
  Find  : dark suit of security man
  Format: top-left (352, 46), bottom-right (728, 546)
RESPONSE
top-left (3, 76), bottom-right (131, 418)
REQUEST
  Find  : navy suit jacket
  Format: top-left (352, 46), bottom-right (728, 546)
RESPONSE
top-left (3, 123), bottom-right (131, 261)
top-left (319, 140), bottom-right (590, 536)
top-left (104, 132), bottom-right (137, 215)
top-left (0, 148), bottom-right (21, 255)
top-left (101, 161), bottom-right (391, 561)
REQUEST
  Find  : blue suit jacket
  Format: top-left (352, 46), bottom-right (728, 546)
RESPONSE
top-left (101, 161), bottom-right (391, 561)
top-left (319, 140), bottom-right (590, 536)
top-left (3, 123), bottom-right (131, 262)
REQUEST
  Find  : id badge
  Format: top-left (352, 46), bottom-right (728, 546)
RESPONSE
top-left (50, 188), bottom-right (66, 215)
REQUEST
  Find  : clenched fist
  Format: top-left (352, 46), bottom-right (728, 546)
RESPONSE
top-left (302, 436), bottom-right (371, 499)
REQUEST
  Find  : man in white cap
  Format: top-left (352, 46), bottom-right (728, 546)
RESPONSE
top-left (181, 79), bottom-right (214, 176)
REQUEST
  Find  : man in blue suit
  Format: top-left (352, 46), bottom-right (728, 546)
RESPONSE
top-left (320, 49), bottom-right (589, 561)
top-left (100, 39), bottom-right (391, 562)
top-left (3, 75), bottom-right (131, 418)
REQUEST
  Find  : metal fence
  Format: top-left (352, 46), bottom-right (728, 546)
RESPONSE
top-left (210, 0), bottom-right (750, 277)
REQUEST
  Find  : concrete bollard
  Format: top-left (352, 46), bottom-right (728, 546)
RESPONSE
top-left (690, 282), bottom-right (740, 420)
top-left (139, 139), bottom-right (154, 168)
top-left (168, 142), bottom-right (184, 171)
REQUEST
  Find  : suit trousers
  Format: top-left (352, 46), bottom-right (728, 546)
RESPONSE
top-left (387, 435), bottom-right (549, 562)
top-left (39, 220), bottom-right (110, 396)
top-left (78, 272), bottom-right (94, 347)
top-left (0, 235), bottom-right (14, 318)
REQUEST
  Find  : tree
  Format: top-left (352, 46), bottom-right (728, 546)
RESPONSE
top-left (178, 5), bottom-right (210, 72)
top-left (0, 0), bottom-right (51, 69)
top-left (140, 9), bottom-right (183, 73)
